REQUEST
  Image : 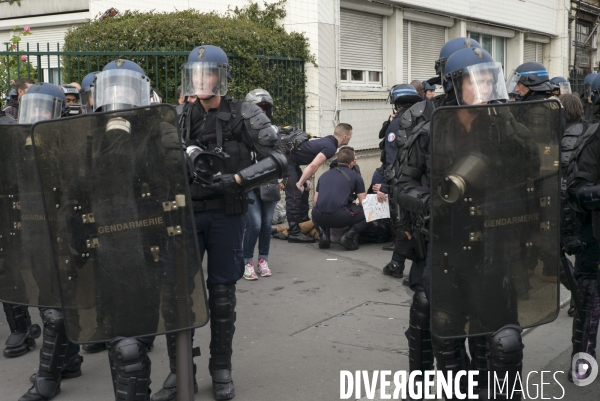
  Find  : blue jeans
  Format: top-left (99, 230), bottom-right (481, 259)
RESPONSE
top-left (243, 190), bottom-right (277, 264)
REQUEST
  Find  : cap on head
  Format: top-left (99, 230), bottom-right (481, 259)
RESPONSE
top-left (436, 37), bottom-right (482, 76)
top-left (102, 59), bottom-right (145, 75)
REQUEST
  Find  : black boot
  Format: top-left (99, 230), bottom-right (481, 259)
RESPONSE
top-left (30, 341), bottom-right (83, 383)
top-left (468, 336), bottom-right (489, 397)
top-left (314, 225), bottom-right (330, 249)
top-left (19, 309), bottom-right (69, 401)
top-left (287, 221), bottom-right (315, 243)
top-left (383, 260), bottom-right (404, 278)
top-left (82, 342), bottom-right (107, 353)
top-left (107, 337), bottom-right (151, 401)
top-left (431, 335), bottom-right (471, 399)
top-left (3, 303), bottom-right (41, 358)
top-left (339, 227), bottom-right (360, 251)
top-left (209, 285), bottom-right (237, 400)
top-left (151, 332), bottom-right (199, 401)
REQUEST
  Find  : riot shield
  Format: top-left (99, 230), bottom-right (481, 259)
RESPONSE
top-left (31, 104), bottom-right (208, 343)
top-left (0, 124), bottom-right (61, 308)
top-left (430, 100), bottom-right (561, 338)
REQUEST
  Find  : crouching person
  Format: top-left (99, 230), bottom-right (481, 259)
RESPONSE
top-left (312, 147), bottom-right (367, 250)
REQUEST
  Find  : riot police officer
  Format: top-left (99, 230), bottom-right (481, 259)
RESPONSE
top-left (154, 45), bottom-right (287, 401)
top-left (79, 71), bottom-right (99, 113)
top-left (17, 83), bottom-right (84, 401)
top-left (379, 84), bottom-right (421, 278)
top-left (581, 72), bottom-right (597, 121)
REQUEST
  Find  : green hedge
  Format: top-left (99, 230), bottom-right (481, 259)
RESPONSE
top-left (61, 1), bottom-right (313, 127)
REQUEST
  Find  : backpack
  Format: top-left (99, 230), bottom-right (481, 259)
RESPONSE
top-left (278, 125), bottom-right (310, 155)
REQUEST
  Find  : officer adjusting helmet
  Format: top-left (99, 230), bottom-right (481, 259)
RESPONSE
top-left (80, 71), bottom-right (99, 110)
top-left (436, 37), bottom-right (482, 90)
top-left (583, 72), bottom-right (597, 99)
top-left (388, 84), bottom-right (421, 108)
top-left (444, 47), bottom-right (508, 105)
top-left (182, 45), bottom-right (232, 98)
top-left (549, 76), bottom-right (571, 95)
top-left (61, 84), bottom-right (82, 116)
top-left (505, 61), bottom-right (553, 94)
top-left (245, 88), bottom-right (274, 118)
top-left (18, 82), bottom-right (65, 124)
top-left (94, 59), bottom-right (151, 112)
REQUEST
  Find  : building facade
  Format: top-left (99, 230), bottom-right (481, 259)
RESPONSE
top-left (1, 0), bottom-right (599, 151)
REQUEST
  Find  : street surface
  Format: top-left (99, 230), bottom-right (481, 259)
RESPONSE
top-left (0, 239), bottom-right (597, 400)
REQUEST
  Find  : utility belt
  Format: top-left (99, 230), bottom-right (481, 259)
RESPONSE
top-left (192, 194), bottom-right (251, 215)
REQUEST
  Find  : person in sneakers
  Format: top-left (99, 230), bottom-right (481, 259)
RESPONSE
top-left (242, 89), bottom-right (281, 280)
top-left (312, 147), bottom-right (367, 250)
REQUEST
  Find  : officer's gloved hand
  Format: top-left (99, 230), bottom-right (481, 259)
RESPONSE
top-left (563, 235), bottom-right (586, 255)
top-left (210, 174), bottom-right (241, 196)
top-left (396, 231), bottom-right (418, 260)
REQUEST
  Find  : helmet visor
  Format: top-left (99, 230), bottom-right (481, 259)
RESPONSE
top-left (181, 62), bottom-right (228, 97)
top-left (18, 94), bottom-right (63, 124)
top-left (95, 69), bottom-right (151, 111)
top-left (559, 82), bottom-right (572, 95)
top-left (451, 62), bottom-right (508, 106)
top-left (505, 69), bottom-right (521, 94)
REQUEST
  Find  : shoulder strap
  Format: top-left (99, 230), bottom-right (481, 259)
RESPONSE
top-left (334, 167), bottom-right (353, 189)
top-left (179, 101), bottom-right (197, 143)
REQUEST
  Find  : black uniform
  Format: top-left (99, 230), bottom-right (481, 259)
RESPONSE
top-left (311, 165), bottom-right (366, 232)
top-left (286, 135), bottom-right (338, 223)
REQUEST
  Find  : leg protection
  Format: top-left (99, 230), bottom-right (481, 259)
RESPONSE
top-left (3, 303), bottom-right (41, 358)
top-left (570, 277), bottom-right (600, 382)
top-left (383, 260), bottom-right (403, 278)
top-left (29, 341), bottom-right (83, 384)
top-left (431, 310), bottom-right (470, 399)
top-left (108, 337), bottom-right (151, 401)
top-left (468, 336), bottom-right (489, 395)
top-left (405, 289), bottom-right (433, 373)
top-left (484, 325), bottom-right (523, 400)
top-left (209, 284), bottom-right (236, 400)
top-left (150, 332), bottom-right (199, 401)
top-left (20, 309), bottom-right (69, 401)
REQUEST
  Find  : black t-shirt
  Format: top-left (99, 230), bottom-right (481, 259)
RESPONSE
top-left (315, 165), bottom-right (365, 213)
top-left (291, 135), bottom-right (338, 165)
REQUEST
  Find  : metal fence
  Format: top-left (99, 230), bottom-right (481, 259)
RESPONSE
top-left (0, 42), bottom-right (306, 129)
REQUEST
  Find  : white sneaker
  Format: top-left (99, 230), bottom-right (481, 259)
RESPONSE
top-left (243, 262), bottom-right (258, 280)
top-left (257, 259), bottom-right (272, 277)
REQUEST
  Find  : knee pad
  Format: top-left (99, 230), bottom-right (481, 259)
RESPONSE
top-left (431, 308), bottom-right (466, 338)
top-left (487, 325), bottom-right (523, 366)
top-left (410, 290), bottom-right (430, 328)
top-left (42, 308), bottom-right (65, 332)
top-left (109, 337), bottom-right (151, 401)
top-left (209, 284), bottom-right (237, 320)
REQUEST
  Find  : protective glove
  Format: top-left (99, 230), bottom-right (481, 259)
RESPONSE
top-left (394, 231), bottom-right (418, 260)
top-left (563, 234), bottom-right (586, 255)
top-left (209, 174), bottom-right (241, 196)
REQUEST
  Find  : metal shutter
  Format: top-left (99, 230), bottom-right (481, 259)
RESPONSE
top-left (409, 22), bottom-right (445, 82)
top-left (536, 43), bottom-right (544, 63)
top-left (523, 41), bottom-right (537, 63)
top-left (340, 9), bottom-right (383, 71)
top-left (403, 21), bottom-right (409, 83)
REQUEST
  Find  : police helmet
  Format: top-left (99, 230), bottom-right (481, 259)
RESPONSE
top-left (589, 74), bottom-right (600, 105)
top-left (182, 45), bottom-right (232, 98)
top-left (388, 84), bottom-right (422, 105)
top-left (436, 37), bottom-right (482, 90)
top-left (505, 62), bottom-right (553, 94)
top-left (18, 82), bottom-right (66, 124)
top-left (584, 73), bottom-right (597, 85)
top-left (245, 88), bottom-right (274, 118)
top-left (94, 59), bottom-right (151, 112)
top-left (80, 71), bottom-right (99, 108)
top-left (444, 47), bottom-right (508, 105)
top-left (550, 76), bottom-right (571, 95)
top-left (422, 81), bottom-right (436, 92)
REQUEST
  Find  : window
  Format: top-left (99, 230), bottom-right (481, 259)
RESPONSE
top-left (44, 68), bottom-right (60, 85)
top-left (340, 9), bottom-right (383, 87)
top-left (575, 22), bottom-right (592, 68)
top-left (523, 41), bottom-right (544, 63)
top-left (467, 32), bottom-right (506, 69)
top-left (402, 21), bottom-right (446, 84)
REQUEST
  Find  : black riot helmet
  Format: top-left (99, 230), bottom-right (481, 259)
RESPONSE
top-left (388, 84), bottom-right (422, 106)
top-left (505, 62), bottom-right (553, 94)
top-left (182, 45), bottom-right (232, 98)
top-left (444, 47), bottom-right (508, 105)
top-left (583, 72), bottom-right (597, 99)
top-left (80, 71), bottom-right (99, 110)
top-left (18, 82), bottom-right (66, 124)
top-left (95, 59), bottom-right (151, 112)
top-left (549, 76), bottom-right (571, 95)
top-left (245, 88), bottom-right (274, 118)
top-left (61, 84), bottom-right (82, 116)
top-left (436, 37), bottom-right (482, 90)
top-left (589, 74), bottom-right (600, 105)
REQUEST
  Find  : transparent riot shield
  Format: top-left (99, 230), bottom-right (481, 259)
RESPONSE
top-left (0, 125), bottom-right (61, 307)
top-left (430, 100), bottom-right (561, 338)
top-left (31, 104), bottom-right (208, 343)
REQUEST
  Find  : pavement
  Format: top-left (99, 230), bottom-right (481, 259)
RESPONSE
top-left (0, 238), bottom-right (598, 401)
